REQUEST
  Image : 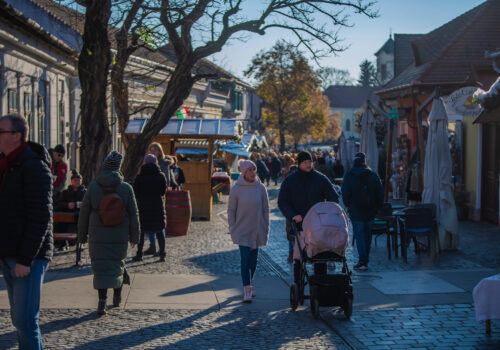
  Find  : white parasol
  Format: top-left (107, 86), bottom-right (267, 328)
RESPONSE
top-left (359, 108), bottom-right (379, 173)
top-left (422, 98), bottom-right (459, 249)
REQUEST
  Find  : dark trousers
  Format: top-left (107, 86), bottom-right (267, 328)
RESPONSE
top-left (137, 230), bottom-right (166, 258)
top-left (98, 286), bottom-right (122, 300)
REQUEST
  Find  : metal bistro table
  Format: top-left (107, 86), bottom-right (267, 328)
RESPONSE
top-left (392, 209), bottom-right (407, 261)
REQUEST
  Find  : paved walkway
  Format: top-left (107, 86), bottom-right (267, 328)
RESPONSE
top-left (1, 183), bottom-right (500, 349)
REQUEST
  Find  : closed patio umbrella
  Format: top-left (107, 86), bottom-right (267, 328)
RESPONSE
top-left (359, 108), bottom-right (379, 174)
top-left (422, 98), bottom-right (459, 249)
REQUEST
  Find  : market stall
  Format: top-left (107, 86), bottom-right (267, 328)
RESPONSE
top-left (125, 118), bottom-right (242, 220)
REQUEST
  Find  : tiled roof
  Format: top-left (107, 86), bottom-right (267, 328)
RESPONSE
top-left (324, 86), bottom-right (376, 108)
top-left (375, 37), bottom-right (394, 56)
top-left (394, 34), bottom-right (424, 76)
top-left (378, 0), bottom-right (500, 95)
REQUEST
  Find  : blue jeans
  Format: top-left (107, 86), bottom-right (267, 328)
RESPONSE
top-left (239, 246), bottom-right (259, 286)
top-left (352, 221), bottom-right (373, 263)
top-left (1, 258), bottom-right (49, 350)
top-left (138, 230), bottom-right (166, 257)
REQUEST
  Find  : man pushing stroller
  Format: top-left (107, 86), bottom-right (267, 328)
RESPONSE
top-left (278, 151), bottom-right (339, 284)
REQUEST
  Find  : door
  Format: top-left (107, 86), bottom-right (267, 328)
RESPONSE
top-left (481, 123), bottom-right (500, 224)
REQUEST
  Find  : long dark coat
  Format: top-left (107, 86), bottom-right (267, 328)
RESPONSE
top-left (133, 163), bottom-right (167, 231)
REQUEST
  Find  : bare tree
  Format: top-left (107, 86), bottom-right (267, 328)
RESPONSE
top-left (79, 0), bottom-right (378, 180)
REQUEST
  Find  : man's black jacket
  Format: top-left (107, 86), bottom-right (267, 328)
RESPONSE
top-left (0, 142), bottom-right (53, 266)
top-left (278, 168), bottom-right (339, 227)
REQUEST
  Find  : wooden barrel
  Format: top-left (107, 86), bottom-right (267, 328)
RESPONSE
top-left (165, 190), bottom-right (192, 236)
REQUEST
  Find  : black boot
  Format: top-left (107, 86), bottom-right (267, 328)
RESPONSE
top-left (132, 253), bottom-right (143, 262)
top-left (97, 299), bottom-right (107, 316)
top-left (112, 295), bottom-right (121, 308)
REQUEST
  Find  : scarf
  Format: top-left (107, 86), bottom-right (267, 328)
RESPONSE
top-left (0, 141), bottom-right (28, 184)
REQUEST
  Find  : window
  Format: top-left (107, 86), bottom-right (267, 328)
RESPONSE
top-left (24, 93), bottom-right (33, 140)
top-left (345, 119), bottom-right (351, 131)
top-left (232, 90), bottom-right (243, 111)
top-left (37, 94), bottom-right (46, 145)
top-left (381, 64), bottom-right (387, 81)
top-left (58, 101), bottom-right (65, 145)
top-left (8, 89), bottom-right (18, 113)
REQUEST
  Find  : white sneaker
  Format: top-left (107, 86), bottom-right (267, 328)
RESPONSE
top-left (250, 285), bottom-right (255, 297)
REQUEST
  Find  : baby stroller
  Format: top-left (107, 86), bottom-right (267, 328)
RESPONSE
top-left (289, 202), bottom-right (353, 320)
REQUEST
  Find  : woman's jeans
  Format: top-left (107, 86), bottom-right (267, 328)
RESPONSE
top-left (137, 230), bottom-right (166, 257)
top-left (352, 220), bottom-right (373, 263)
top-left (239, 246), bottom-right (258, 286)
top-left (1, 258), bottom-right (49, 350)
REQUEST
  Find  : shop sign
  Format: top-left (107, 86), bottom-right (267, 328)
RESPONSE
top-left (441, 86), bottom-right (483, 117)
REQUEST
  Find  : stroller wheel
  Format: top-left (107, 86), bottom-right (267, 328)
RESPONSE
top-left (290, 283), bottom-right (299, 311)
top-left (310, 286), bottom-right (320, 319)
top-left (344, 296), bottom-right (353, 320)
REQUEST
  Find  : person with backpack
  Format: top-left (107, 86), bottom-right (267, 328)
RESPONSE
top-left (278, 151), bottom-right (339, 284)
top-left (132, 154), bottom-right (167, 262)
top-left (341, 152), bottom-right (384, 271)
top-left (77, 151), bottom-right (140, 316)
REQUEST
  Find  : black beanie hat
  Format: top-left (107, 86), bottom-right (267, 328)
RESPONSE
top-left (54, 144), bottom-right (66, 155)
top-left (354, 152), bottom-right (366, 166)
top-left (297, 151), bottom-right (312, 166)
top-left (71, 169), bottom-right (82, 179)
top-left (102, 151), bottom-right (123, 171)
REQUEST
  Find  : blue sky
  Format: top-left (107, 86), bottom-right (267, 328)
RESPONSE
top-left (209, 0), bottom-right (486, 82)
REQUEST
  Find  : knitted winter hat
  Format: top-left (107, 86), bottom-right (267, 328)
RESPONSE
top-left (353, 152), bottom-right (366, 166)
top-left (144, 154), bottom-right (157, 164)
top-left (239, 159), bottom-right (256, 175)
top-left (102, 151), bottom-right (123, 171)
top-left (297, 151), bottom-right (312, 165)
top-left (71, 169), bottom-right (82, 179)
top-left (54, 144), bottom-right (66, 155)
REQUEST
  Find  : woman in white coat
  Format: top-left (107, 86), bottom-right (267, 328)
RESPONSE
top-left (227, 160), bottom-right (270, 303)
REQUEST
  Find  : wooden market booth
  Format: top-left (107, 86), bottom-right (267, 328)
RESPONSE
top-left (125, 118), bottom-right (242, 220)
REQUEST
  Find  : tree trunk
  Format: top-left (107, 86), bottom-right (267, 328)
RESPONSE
top-left (278, 113), bottom-right (286, 152)
top-left (121, 61), bottom-right (196, 182)
top-left (111, 49), bottom-right (132, 151)
top-left (78, 0), bottom-right (112, 186)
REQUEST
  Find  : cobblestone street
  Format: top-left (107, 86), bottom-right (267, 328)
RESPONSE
top-left (1, 184), bottom-right (500, 349)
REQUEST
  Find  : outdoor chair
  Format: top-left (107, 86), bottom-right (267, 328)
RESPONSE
top-left (399, 206), bottom-right (437, 263)
top-left (371, 202), bottom-right (396, 260)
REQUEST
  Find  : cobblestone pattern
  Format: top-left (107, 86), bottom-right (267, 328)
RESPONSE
top-left (324, 304), bottom-right (500, 350)
top-left (0, 308), bottom-right (348, 350)
top-left (49, 185), bottom-right (498, 277)
top-left (262, 188), bottom-right (493, 277)
top-left (49, 202), bottom-right (276, 276)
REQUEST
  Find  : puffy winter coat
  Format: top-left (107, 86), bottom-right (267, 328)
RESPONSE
top-left (278, 169), bottom-right (339, 230)
top-left (0, 142), bottom-right (53, 266)
top-left (133, 163), bottom-right (167, 231)
top-left (77, 170), bottom-right (140, 289)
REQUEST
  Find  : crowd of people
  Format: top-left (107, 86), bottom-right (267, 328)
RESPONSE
top-left (0, 112), bottom-right (384, 349)
top-left (250, 150), bottom-right (345, 186)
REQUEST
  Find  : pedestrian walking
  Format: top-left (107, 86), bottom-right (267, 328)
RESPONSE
top-left (148, 143), bottom-right (177, 254)
top-left (77, 151), bottom-right (140, 316)
top-left (133, 154), bottom-right (167, 262)
top-left (50, 144), bottom-right (68, 199)
top-left (270, 153), bottom-right (282, 185)
top-left (278, 151), bottom-right (339, 284)
top-left (0, 114), bottom-right (53, 350)
top-left (227, 160), bottom-right (270, 303)
top-left (341, 152), bottom-right (383, 271)
top-left (255, 154), bottom-right (269, 184)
